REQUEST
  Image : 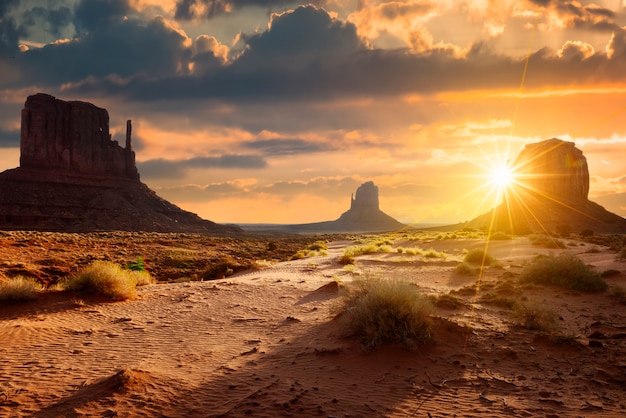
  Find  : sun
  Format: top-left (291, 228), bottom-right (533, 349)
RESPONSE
top-left (489, 164), bottom-right (515, 190)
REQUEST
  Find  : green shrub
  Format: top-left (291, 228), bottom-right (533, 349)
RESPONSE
top-left (0, 276), bottom-right (41, 303)
top-left (519, 254), bottom-right (607, 292)
top-left (455, 262), bottom-right (478, 276)
top-left (464, 248), bottom-right (495, 265)
top-left (338, 278), bottom-right (434, 349)
top-left (62, 261), bottom-right (152, 300)
top-left (126, 257), bottom-right (146, 272)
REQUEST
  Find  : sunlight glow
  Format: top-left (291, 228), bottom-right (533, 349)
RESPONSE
top-left (489, 163), bottom-right (515, 190)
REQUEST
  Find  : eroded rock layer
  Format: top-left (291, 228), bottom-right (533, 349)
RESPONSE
top-left (0, 93), bottom-right (241, 234)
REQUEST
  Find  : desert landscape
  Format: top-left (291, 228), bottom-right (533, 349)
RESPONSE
top-left (1, 229), bottom-right (625, 417)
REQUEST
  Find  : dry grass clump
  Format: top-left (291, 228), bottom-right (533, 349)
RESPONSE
top-left (432, 293), bottom-right (466, 309)
top-left (519, 253), bottom-right (607, 292)
top-left (513, 302), bottom-right (557, 331)
top-left (529, 234), bottom-right (566, 249)
top-left (290, 241), bottom-right (329, 260)
top-left (338, 277), bottom-right (434, 349)
top-left (62, 261), bottom-right (154, 300)
top-left (0, 276), bottom-right (42, 303)
top-left (454, 262), bottom-right (479, 276)
top-left (464, 248), bottom-right (496, 265)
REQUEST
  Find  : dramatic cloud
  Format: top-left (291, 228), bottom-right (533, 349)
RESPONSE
top-left (174, 0), bottom-right (326, 19)
top-left (138, 154), bottom-right (267, 179)
top-left (20, 5), bottom-right (72, 37)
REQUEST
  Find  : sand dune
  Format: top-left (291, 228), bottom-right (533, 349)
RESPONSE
top-left (1, 235), bottom-right (625, 417)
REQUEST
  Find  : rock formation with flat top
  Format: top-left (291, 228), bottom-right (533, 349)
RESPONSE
top-left (466, 138), bottom-right (626, 234)
top-left (276, 181), bottom-right (405, 233)
top-left (0, 93), bottom-right (242, 234)
top-left (20, 93), bottom-right (139, 180)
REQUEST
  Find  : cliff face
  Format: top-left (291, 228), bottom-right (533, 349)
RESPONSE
top-left (467, 138), bottom-right (626, 234)
top-left (350, 181), bottom-right (379, 210)
top-left (0, 93), bottom-right (241, 234)
top-left (20, 93), bottom-right (138, 180)
top-left (513, 138), bottom-right (589, 202)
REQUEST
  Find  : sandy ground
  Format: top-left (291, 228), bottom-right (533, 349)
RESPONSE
top-left (1, 235), bottom-right (626, 417)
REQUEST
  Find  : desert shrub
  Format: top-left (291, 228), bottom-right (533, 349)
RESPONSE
top-left (338, 254), bottom-right (356, 265)
top-left (609, 285), bottom-right (626, 304)
top-left (128, 270), bottom-right (155, 286)
top-left (0, 276), bottom-right (41, 303)
top-left (519, 253), bottom-right (608, 292)
top-left (200, 257), bottom-right (241, 279)
top-left (480, 293), bottom-right (517, 309)
top-left (489, 231), bottom-right (512, 240)
top-left (63, 261), bottom-right (144, 300)
top-left (455, 262), bottom-right (478, 276)
top-left (556, 224), bottom-right (571, 237)
top-left (307, 241), bottom-right (328, 251)
top-left (464, 248), bottom-right (496, 265)
top-left (432, 293), bottom-right (466, 309)
top-left (126, 257), bottom-right (146, 272)
top-left (620, 246), bottom-right (626, 260)
top-left (529, 234), bottom-right (566, 249)
top-left (338, 278), bottom-right (434, 349)
top-left (600, 269), bottom-right (621, 278)
top-left (580, 229), bottom-right (594, 238)
top-left (513, 302), bottom-right (557, 331)
top-left (422, 248), bottom-right (447, 259)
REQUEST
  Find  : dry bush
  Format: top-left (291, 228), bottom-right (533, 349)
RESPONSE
top-left (0, 276), bottom-right (41, 303)
top-left (520, 253), bottom-right (607, 292)
top-left (432, 293), bottom-right (466, 309)
top-left (338, 277), bottom-right (434, 349)
top-left (455, 262), bottom-right (478, 276)
top-left (62, 261), bottom-right (152, 300)
top-left (464, 248), bottom-right (496, 265)
top-left (513, 302), bottom-right (557, 331)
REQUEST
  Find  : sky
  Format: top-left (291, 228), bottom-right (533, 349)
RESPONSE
top-left (1, 0), bottom-right (626, 226)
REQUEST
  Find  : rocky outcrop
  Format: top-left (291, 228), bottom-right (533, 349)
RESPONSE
top-left (466, 138), bottom-right (626, 234)
top-left (276, 181), bottom-right (405, 233)
top-left (20, 93), bottom-right (139, 180)
top-left (0, 93), bottom-right (242, 234)
top-left (513, 138), bottom-right (589, 202)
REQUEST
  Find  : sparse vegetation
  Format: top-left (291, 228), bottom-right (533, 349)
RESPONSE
top-left (519, 253), bottom-right (608, 292)
top-left (0, 276), bottom-right (42, 303)
top-left (609, 285), bottom-right (626, 304)
top-left (338, 277), bottom-right (434, 349)
top-left (455, 262), bottom-right (478, 276)
top-left (601, 269), bottom-right (621, 278)
top-left (529, 234), bottom-right (566, 249)
top-left (463, 248), bottom-right (496, 265)
top-left (480, 293), bottom-right (517, 309)
top-left (488, 231), bottom-right (512, 240)
top-left (62, 261), bottom-right (154, 300)
top-left (513, 302), bottom-right (557, 331)
top-left (290, 241), bottom-right (329, 260)
top-left (432, 293), bottom-right (466, 309)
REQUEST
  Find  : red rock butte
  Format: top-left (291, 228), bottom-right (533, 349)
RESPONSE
top-left (0, 93), bottom-right (242, 234)
top-left (467, 138), bottom-right (626, 234)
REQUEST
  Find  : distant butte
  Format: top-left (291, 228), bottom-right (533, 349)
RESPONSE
top-left (276, 181), bottom-right (405, 233)
top-left (0, 93), bottom-right (242, 234)
top-left (466, 138), bottom-right (626, 234)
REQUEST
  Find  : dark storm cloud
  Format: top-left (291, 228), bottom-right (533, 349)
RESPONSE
top-left (0, 128), bottom-right (19, 147)
top-left (21, 6), bottom-right (72, 37)
top-left (14, 4), bottom-right (626, 103)
top-left (138, 155), bottom-right (267, 179)
top-left (174, 0), bottom-right (326, 20)
top-left (242, 139), bottom-right (334, 156)
top-left (14, 14), bottom-right (191, 87)
top-left (0, 0), bottom-right (25, 57)
top-left (74, 0), bottom-right (132, 34)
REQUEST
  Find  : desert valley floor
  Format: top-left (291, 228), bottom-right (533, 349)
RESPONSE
top-left (1, 231), bottom-right (625, 417)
